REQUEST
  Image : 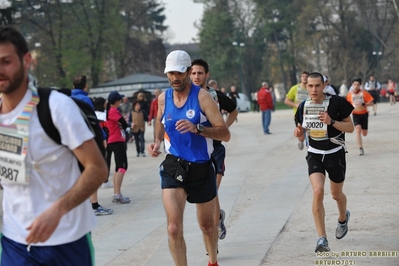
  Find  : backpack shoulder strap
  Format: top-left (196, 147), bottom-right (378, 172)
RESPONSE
top-left (294, 100), bottom-right (306, 126)
top-left (298, 100), bottom-right (306, 124)
top-left (37, 88), bottom-right (62, 145)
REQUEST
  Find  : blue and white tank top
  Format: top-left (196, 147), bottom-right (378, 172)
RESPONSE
top-left (162, 84), bottom-right (213, 163)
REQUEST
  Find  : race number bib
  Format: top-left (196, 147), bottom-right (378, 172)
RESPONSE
top-left (0, 83), bottom-right (38, 185)
top-left (0, 133), bottom-right (30, 184)
top-left (351, 93), bottom-right (366, 111)
top-left (296, 88), bottom-right (308, 103)
top-left (303, 101), bottom-right (329, 140)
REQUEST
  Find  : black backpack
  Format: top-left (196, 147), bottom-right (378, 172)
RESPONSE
top-left (330, 84), bottom-right (340, 95)
top-left (36, 88), bottom-right (106, 171)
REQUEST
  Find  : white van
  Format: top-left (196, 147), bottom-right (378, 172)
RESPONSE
top-left (226, 92), bottom-right (251, 112)
top-left (235, 93), bottom-right (251, 112)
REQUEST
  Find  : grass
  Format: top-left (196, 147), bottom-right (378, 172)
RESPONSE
top-left (274, 102), bottom-right (292, 110)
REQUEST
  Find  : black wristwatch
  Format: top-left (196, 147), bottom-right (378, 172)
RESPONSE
top-left (196, 124), bottom-right (204, 135)
top-left (330, 119), bottom-right (336, 126)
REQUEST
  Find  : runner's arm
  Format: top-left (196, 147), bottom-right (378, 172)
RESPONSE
top-left (284, 97), bottom-right (298, 108)
top-left (147, 92), bottom-right (165, 157)
top-left (329, 116), bottom-right (354, 133)
top-left (225, 109), bottom-right (238, 128)
top-left (198, 89), bottom-right (230, 142)
top-left (153, 92), bottom-right (165, 144)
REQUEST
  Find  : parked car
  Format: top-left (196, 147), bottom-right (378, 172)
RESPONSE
top-left (226, 92), bottom-right (251, 112)
top-left (237, 93), bottom-right (251, 112)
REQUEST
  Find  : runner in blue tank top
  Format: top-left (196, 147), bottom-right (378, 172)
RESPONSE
top-left (147, 50), bottom-right (230, 266)
top-left (162, 84), bottom-right (213, 163)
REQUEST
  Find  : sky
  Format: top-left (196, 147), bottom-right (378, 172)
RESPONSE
top-left (0, 0), bottom-right (203, 44)
top-left (0, 0), bottom-right (11, 8)
top-left (163, 0), bottom-right (204, 44)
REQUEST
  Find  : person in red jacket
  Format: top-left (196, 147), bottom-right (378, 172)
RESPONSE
top-left (148, 88), bottom-right (161, 126)
top-left (257, 82), bottom-right (274, 134)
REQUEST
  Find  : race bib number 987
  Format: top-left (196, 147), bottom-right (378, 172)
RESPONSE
top-left (0, 133), bottom-right (29, 184)
top-left (0, 163), bottom-right (19, 182)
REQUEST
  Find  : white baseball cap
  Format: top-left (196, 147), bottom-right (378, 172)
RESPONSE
top-left (164, 50), bottom-right (192, 74)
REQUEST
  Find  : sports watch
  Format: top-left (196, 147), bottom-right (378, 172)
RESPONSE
top-left (196, 124), bottom-right (204, 135)
top-left (330, 119), bottom-right (336, 126)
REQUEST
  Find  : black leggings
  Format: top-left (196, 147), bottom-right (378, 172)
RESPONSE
top-left (106, 142), bottom-right (128, 173)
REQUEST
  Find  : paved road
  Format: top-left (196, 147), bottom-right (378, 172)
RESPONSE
top-left (92, 102), bottom-right (399, 266)
top-left (2, 102), bottom-right (398, 266)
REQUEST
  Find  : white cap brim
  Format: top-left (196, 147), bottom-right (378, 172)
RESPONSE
top-left (164, 66), bottom-right (188, 74)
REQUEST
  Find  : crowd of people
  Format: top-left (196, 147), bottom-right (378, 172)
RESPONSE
top-left (70, 78), bottom-right (163, 213)
top-left (0, 24), bottom-right (397, 266)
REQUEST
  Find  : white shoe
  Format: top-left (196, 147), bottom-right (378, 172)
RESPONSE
top-left (298, 141), bottom-right (304, 150)
top-left (101, 182), bottom-right (113, 189)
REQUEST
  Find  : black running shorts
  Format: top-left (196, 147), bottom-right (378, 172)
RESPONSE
top-left (159, 158), bottom-right (217, 203)
top-left (306, 148), bottom-right (346, 183)
top-left (352, 113), bottom-right (369, 130)
top-left (211, 144), bottom-right (226, 176)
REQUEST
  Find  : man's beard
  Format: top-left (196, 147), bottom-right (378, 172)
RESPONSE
top-left (171, 78), bottom-right (189, 92)
top-left (0, 64), bottom-right (25, 94)
top-left (195, 81), bottom-right (205, 88)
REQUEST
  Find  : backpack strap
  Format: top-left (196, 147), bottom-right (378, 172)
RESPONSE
top-left (37, 88), bottom-right (62, 145)
top-left (297, 100), bottom-right (306, 125)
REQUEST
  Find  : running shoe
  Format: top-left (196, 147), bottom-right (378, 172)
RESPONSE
top-left (112, 195), bottom-right (131, 204)
top-left (218, 209), bottom-right (227, 240)
top-left (298, 141), bottom-right (304, 150)
top-left (336, 210), bottom-right (350, 239)
top-left (359, 147), bottom-right (364, 156)
top-left (315, 236), bottom-right (330, 252)
top-left (101, 181), bottom-right (113, 189)
top-left (94, 206), bottom-right (113, 216)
